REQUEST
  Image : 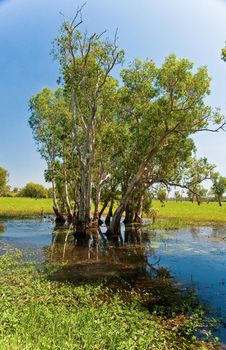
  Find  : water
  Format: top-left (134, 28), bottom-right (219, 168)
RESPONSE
top-left (1, 219), bottom-right (226, 344)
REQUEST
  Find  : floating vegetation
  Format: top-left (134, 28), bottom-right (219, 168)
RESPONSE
top-left (0, 251), bottom-right (219, 350)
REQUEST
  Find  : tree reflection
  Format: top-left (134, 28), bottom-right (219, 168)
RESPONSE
top-left (45, 223), bottom-right (162, 288)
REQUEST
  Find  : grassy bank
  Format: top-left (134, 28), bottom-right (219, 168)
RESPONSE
top-left (1, 197), bottom-right (226, 227)
top-left (0, 251), bottom-right (217, 350)
top-left (0, 197), bottom-right (53, 218)
top-left (149, 200), bottom-right (226, 228)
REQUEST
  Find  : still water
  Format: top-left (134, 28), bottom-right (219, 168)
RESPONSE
top-left (1, 219), bottom-right (226, 343)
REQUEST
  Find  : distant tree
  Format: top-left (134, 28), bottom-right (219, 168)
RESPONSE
top-left (19, 182), bottom-right (48, 199)
top-left (175, 191), bottom-right (183, 202)
top-left (187, 185), bottom-right (208, 205)
top-left (0, 166), bottom-right (9, 196)
top-left (157, 188), bottom-right (167, 206)
top-left (211, 173), bottom-right (226, 206)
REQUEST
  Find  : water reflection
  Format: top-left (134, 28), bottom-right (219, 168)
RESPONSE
top-left (0, 222), bottom-right (4, 233)
top-left (47, 223), bottom-right (158, 287)
top-left (2, 219), bottom-right (226, 342)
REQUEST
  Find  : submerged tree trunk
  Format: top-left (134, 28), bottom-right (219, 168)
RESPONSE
top-left (53, 206), bottom-right (67, 224)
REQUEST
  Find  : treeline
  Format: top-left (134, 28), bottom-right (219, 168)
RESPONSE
top-left (28, 8), bottom-right (225, 232)
top-left (9, 183), bottom-right (51, 199)
top-left (0, 168), bottom-right (50, 199)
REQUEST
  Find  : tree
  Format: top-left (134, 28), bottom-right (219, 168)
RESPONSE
top-left (110, 55), bottom-right (224, 232)
top-left (0, 166), bottom-right (9, 196)
top-left (29, 9), bottom-right (225, 234)
top-left (211, 173), bottom-right (226, 206)
top-left (157, 188), bottom-right (167, 206)
top-left (52, 10), bottom-right (124, 228)
top-left (19, 182), bottom-right (48, 199)
top-left (175, 191), bottom-right (183, 202)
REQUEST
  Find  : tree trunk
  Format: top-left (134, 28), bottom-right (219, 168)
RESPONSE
top-left (133, 194), bottom-right (144, 224)
top-left (85, 136), bottom-right (95, 224)
top-left (93, 184), bottom-right (101, 221)
top-left (78, 160), bottom-right (86, 225)
top-left (52, 177), bottom-right (58, 212)
top-left (105, 198), bottom-right (114, 226)
top-left (99, 200), bottom-right (109, 218)
top-left (63, 157), bottom-right (73, 221)
top-left (196, 195), bottom-right (201, 206)
top-left (218, 196), bottom-right (222, 207)
top-left (53, 206), bottom-right (67, 224)
top-left (71, 87), bottom-right (86, 226)
top-left (110, 161), bottom-right (147, 233)
top-left (123, 205), bottom-right (134, 225)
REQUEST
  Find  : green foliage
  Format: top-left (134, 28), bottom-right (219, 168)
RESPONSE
top-left (211, 173), bottom-right (226, 205)
top-left (0, 252), bottom-right (216, 350)
top-left (19, 182), bottom-right (48, 199)
top-left (157, 188), bottom-right (167, 205)
top-left (175, 191), bottom-right (183, 202)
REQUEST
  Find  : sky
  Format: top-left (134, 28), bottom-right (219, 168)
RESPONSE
top-left (0, 0), bottom-right (226, 188)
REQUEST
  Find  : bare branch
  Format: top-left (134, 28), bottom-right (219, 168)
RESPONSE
top-left (71, 2), bottom-right (87, 28)
top-left (176, 122), bottom-right (226, 134)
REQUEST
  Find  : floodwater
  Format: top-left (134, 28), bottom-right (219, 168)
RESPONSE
top-left (1, 219), bottom-right (226, 344)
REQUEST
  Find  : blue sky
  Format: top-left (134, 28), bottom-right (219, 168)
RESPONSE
top-left (0, 0), bottom-right (226, 187)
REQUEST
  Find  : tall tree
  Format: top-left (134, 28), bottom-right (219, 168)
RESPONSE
top-left (53, 10), bottom-right (124, 227)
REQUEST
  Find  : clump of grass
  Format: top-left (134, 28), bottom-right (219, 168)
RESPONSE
top-left (146, 218), bottom-right (189, 230)
top-left (0, 251), bottom-right (218, 349)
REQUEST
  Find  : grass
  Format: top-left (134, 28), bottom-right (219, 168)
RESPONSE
top-left (0, 251), bottom-right (217, 350)
top-left (0, 197), bottom-right (53, 218)
top-left (1, 197), bottom-right (226, 228)
top-left (147, 200), bottom-right (226, 229)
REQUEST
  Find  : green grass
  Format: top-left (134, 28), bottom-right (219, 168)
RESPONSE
top-left (0, 197), bottom-right (53, 218)
top-left (148, 200), bottom-right (226, 228)
top-left (0, 251), bottom-right (216, 350)
top-left (1, 197), bottom-right (226, 227)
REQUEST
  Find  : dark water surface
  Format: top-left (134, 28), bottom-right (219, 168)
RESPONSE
top-left (1, 219), bottom-right (226, 344)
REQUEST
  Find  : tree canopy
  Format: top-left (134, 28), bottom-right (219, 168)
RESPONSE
top-left (29, 10), bottom-right (225, 232)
